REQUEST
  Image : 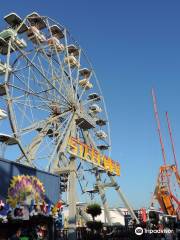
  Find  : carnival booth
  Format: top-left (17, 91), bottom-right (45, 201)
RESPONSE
top-left (0, 158), bottom-right (62, 239)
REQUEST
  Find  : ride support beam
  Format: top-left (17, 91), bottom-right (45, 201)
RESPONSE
top-left (83, 130), bottom-right (112, 224)
top-left (68, 118), bottom-right (77, 240)
top-left (68, 156), bottom-right (77, 240)
top-left (96, 171), bottom-right (112, 224)
top-left (108, 174), bottom-right (140, 224)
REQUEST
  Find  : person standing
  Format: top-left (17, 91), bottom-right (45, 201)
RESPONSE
top-left (9, 229), bottom-right (22, 240)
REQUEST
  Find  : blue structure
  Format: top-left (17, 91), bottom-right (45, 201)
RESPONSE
top-left (0, 158), bottom-right (60, 204)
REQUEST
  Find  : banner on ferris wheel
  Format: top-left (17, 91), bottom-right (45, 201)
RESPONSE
top-left (67, 137), bottom-right (120, 176)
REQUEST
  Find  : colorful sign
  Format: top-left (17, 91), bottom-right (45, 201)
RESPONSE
top-left (7, 175), bottom-right (45, 207)
top-left (67, 137), bottom-right (120, 176)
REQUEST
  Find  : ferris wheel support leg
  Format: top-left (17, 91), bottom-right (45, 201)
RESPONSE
top-left (68, 156), bottom-right (77, 240)
top-left (82, 131), bottom-right (112, 224)
top-left (68, 118), bottom-right (77, 240)
top-left (108, 175), bottom-right (140, 224)
top-left (96, 171), bottom-right (112, 225)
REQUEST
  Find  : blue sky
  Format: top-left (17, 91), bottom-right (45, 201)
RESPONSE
top-left (0, 1), bottom-right (180, 209)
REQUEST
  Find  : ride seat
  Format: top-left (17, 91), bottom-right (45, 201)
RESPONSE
top-left (27, 26), bottom-right (46, 43)
top-left (79, 79), bottom-right (93, 90)
top-left (64, 54), bottom-right (80, 68)
top-left (47, 36), bottom-right (64, 52)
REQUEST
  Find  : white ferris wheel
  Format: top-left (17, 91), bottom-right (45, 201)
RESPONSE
top-left (0, 12), bottom-right (139, 233)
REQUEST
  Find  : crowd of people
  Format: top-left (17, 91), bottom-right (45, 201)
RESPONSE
top-left (0, 199), bottom-right (63, 240)
top-left (0, 199), bottom-right (63, 221)
top-left (8, 225), bottom-right (49, 240)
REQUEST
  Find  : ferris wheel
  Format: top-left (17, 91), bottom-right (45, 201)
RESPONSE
top-left (0, 12), bottom-right (139, 232)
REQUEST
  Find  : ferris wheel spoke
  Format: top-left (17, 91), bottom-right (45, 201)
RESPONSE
top-left (20, 119), bottom-right (50, 135)
top-left (33, 136), bottom-right (59, 165)
top-left (36, 50), bottom-right (61, 86)
top-left (35, 56), bottom-right (54, 93)
top-left (15, 46), bottom-right (72, 106)
top-left (64, 29), bottom-right (73, 88)
top-left (12, 90), bottom-right (69, 114)
top-left (36, 52), bottom-right (50, 75)
top-left (27, 64), bottom-right (55, 97)
top-left (74, 50), bottom-right (83, 101)
top-left (38, 49), bottom-right (73, 105)
top-left (13, 64), bottom-right (31, 73)
top-left (9, 82), bottom-right (65, 108)
top-left (14, 65), bottom-right (68, 108)
top-left (16, 111), bottom-right (70, 163)
top-left (12, 48), bottom-right (39, 73)
top-left (17, 123), bottom-right (53, 162)
top-left (26, 94), bottom-right (35, 124)
top-left (11, 72), bottom-right (44, 98)
top-left (63, 29), bottom-right (79, 100)
top-left (12, 101), bottom-right (35, 130)
top-left (14, 101), bottom-right (50, 113)
top-left (19, 109), bottom-right (72, 136)
top-left (52, 63), bottom-right (74, 103)
top-left (35, 43), bottom-right (73, 104)
top-left (48, 113), bottom-right (75, 171)
top-left (23, 95), bottom-right (34, 128)
top-left (41, 63), bottom-right (69, 104)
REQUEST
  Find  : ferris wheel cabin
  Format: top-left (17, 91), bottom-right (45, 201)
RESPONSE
top-left (79, 68), bottom-right (93, 90)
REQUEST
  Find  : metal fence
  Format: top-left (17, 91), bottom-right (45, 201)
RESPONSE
top-left (56, 226), bottom-right (179, 240)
